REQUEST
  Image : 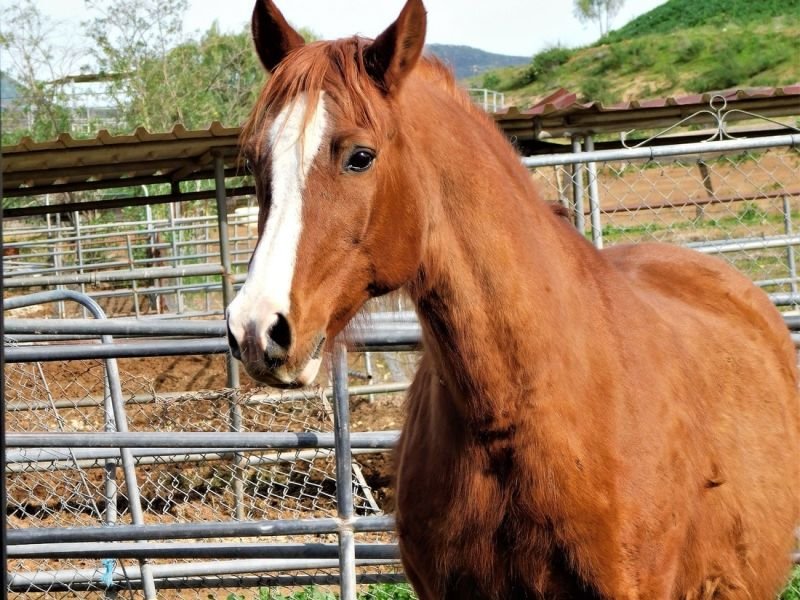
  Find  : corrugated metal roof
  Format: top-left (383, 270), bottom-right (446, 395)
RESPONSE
top-left (3, 85), bottom-right (799, 202)
top-left (3, 122), bottom-right (241, 198)
top-left (496, 84), bottom-right (800, 140)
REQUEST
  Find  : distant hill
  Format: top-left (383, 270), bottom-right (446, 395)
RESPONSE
top-left (424, 44), bottom-right (530, 81)
top-left (469, 0), bottom-right (800, 107)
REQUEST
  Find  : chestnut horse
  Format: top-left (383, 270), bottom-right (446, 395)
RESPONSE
top-left (226, 1), bottom-right (800, 597)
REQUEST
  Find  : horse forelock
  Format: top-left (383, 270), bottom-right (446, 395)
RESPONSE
top-left (241, 37), bottom-right (473, 158)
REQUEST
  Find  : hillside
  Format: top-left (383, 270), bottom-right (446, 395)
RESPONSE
top-left (606, 0), bottom-right (800, 42)
top-left (474, 0), bottom-right (800, 107)
top-left (424, 44), bottom-right (529, 80)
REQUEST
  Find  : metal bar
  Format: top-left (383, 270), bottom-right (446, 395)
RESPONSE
top-left (5, 447), bottom-right (391, 473)
top-left (3, 316), bottom-right (419, 337)
top-left (687, 234), bottom-right (800, 254)
top-left (4, 381), bottom-right (410, 412)
top-left (3, 186), bottom-right (256, 219)
top-left (332, 341), bottom-right (357, 600)
top-left (4, 318), bottom-right (227, 337)
top-left (6, 514), bottom-right (396, 545)
top-left (215, 154), bottom-right (244, 522)
top-left (783, 195), bottom-right (798, 298)
top-left (1, 166), bottom-right (245, 199)
top-left (4, 327), bottom-right (422, 362)
top-left (583, 135), bottom-right (603, 249)
top-left (571, 136), bottom-right (586, 234)
top-left (521, 133), bottom-right (800, 168)
top-left (4, 338), bottom-right (229, 361)
top-left (6, 431), bottom-right (401, 449)
top-left (9, 542), bottom-right (400, 560)
top-left (3, 263), bottom-right (224, 288)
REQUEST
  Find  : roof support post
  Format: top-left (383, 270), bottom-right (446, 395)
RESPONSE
top-left (583, 135), bottom-right (604, 249)
top-left (214, 153), bottom-right (245, 522)
top-left (570, 135), bottom-right (586, 236)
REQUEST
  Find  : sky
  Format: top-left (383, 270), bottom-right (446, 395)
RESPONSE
top-left (26, 0), bottom-right (668, 60)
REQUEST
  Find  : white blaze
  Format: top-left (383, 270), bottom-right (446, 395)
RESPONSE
top-left (228, 92), bottom-right (328, 342)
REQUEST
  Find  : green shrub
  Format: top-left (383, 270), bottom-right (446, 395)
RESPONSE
top-left (519, 45), bottom-right (574, 85)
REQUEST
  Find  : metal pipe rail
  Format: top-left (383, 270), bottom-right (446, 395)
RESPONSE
top-left (5, 317), bottom-right (227, 337)
top-left (521, 133), bottom-right (800, 168)
top-left (3, 263), bottom-right (224, 288)
top-left (9, 542), bottom-right (401, 560)
top-left (7, 514), bottom-right (396, 545)
top-left (3, 327), bottom-right (422, 361)
top-left (4, 315), bottom-right (420, 337)
top-left (5, 446), bottom-right (391, 473)
top-left (6, 431), bottom-right (400, 450)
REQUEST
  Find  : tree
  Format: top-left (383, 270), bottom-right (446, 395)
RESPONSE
top-left (85, 0), bottom-right (320, 133)
top-left (0, 0), bottom-right (79, 143)
top-left (574, 0), bottom-right (625, 37)
top-left (84, 0), bottom-right (190, 131)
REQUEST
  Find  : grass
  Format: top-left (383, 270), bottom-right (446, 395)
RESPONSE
top-left (604, 0), bottom-right (800, 42)
top-left (217, 573), bottom-right (800, 599)
top-left (222, 584), bottom-right (416, 600)
top-left (781, 567), bottom-right (800, 600)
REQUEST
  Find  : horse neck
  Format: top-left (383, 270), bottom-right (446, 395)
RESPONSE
top-left (401, 81), bottom-right (606, 427)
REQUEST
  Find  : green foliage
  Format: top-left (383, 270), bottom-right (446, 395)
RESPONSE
top-left (604, 0), bottom-right (800, 42)
top-left (85, 0), bottom-right (267, 133)
top-left (736, 202), bottom-right (769, 224)
top-left (219, 584), bottom-right (416, 600)
top-left (517, 46), bottom-right (574, 87)
top-left (780, 567), bottom-right (800, 600)
top-left (687, 33), bottom-right (797, 92)
top-left (481, 72), bottom-right (501, 90)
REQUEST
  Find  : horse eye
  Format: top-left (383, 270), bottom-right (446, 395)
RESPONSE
top-left (345, 149), bottom-right (375, 173)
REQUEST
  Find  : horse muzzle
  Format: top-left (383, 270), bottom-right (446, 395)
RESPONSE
top-left (226, 313), bottom-right (324, 388)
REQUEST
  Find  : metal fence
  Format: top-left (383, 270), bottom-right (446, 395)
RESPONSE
top-left (526, 133), bottom-right (800, 306)
top-left (4, 290), bottom-right (421, 599)
top-left (3, 113), bottom-right (800, 598)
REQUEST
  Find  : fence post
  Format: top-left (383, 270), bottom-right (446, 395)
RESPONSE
top-left (583, 135), bottom-right (604, 249)
top-left (570, 136), bottom-right (586, 236)
top-left (214, 153), bottom-right (245, 522)
top-left (696, 159), bottom-right (714, 221)
top-left (332, 341), bottom-right (357, 600)
top-left (782, 195), bottom-right (798, 301)
top-left (73, 211), bottom-right (88, 318)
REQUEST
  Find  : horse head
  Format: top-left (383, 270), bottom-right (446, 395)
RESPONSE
top-left (227, 0), bottom-right (428, 386)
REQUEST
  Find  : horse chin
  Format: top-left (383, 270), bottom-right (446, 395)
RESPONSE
top-left (243, 356), bottom-right (323, 389)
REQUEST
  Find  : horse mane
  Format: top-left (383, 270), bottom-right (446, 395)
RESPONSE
top-left (241, 37), bottom-right (492, 157)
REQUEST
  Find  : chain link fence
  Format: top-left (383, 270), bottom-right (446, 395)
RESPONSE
top-left (528, 136), bottom-right (800, 305)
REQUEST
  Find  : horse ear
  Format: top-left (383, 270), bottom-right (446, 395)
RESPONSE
top-left (364, 0), bottom-right (427, 94)
top-left (251, 0), bottom-right (305, 72)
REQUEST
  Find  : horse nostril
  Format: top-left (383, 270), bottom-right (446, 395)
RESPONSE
top-left (267, 313), bottom-right (292, 352)
top-left (227, 322), bottom-right (242, 360)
